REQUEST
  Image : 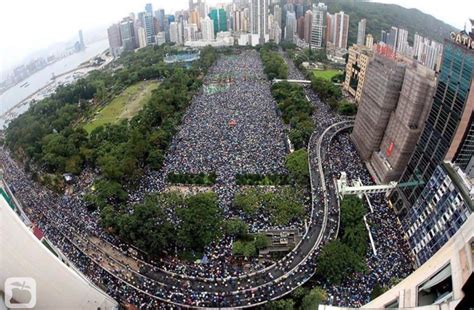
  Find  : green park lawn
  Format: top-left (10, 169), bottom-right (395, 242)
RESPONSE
top-left (312, 69), bottom-right (343, 81)
top-left (84, 80), bottom-right (159, 133)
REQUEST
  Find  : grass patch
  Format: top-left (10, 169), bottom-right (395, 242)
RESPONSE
top-left (312, 69), bottom-right (342, 81)
top-left (84, 80), bottom-right (159, 133)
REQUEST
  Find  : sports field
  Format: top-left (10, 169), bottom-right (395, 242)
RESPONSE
top-left (84, 81), bottom-right (159, 133)
top-left (312, 69), bottom-right (343, 81)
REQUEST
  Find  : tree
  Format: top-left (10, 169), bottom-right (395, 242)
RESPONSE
top-left (265, 299), bottom-right (295, 310)
top-left (177, 192), bottom-right (222, 252)
top-left (370, 283), bottom-right (385, 301)
top-left (301, 287), bottom-right (327, 310)
top-left (316, 240), bottom-right (365, 285)
top-left (285, 149), bottom-right (310, 187)
top-left (225, 219), bottom-right (249, 239)
top-left (254, 234), bottom-right (270, 250)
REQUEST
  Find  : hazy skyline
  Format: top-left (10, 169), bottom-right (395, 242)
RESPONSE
top-left (0, 0), bottom-right (472, 72)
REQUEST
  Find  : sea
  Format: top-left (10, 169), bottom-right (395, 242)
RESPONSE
top-left (0, 40), bottom-right (109, 128)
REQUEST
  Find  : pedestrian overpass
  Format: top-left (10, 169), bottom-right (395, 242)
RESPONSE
top-left (335, 172), bottom-right (398, 199)
top-left (273, 79), bottom-right (312, 85)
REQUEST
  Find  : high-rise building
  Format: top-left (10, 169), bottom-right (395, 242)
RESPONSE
top-left (303, 10), bottom-right (312, 43)
top-left (189, 10), bottom-right (200, 29)
top-left (155, 9), bottom-right (166, 32)
top-left (274, 5), bottom-right (282, 29)
top-left (310, 3), bottom-right (327, 49)
top-left (107, 24), bottom-right (122, 57)
top-left (250, 0), bottom-right (268, 45)
top-left (400, 163), bottom-right (472, 266)
top-left (120, 18), bottom-right (136, 51)
top-left (140, 11), bottom-right (155, 45)
top-left (357, 19), bottom-right (366, 46)
top-left (295, 4), bottom-right (304, 19)
top-left (370, 63), bottom-right (437, 183)
top-left (413, 32), bottom-right (424, 59)
top-left (145, 3), bottom-right (153, 16)
top-left (209, 8), bottom-right (227, 34)
top-left (137, 27), bottom-right (147, 48)
top-left (297, 16), bottom-right (305, 40)
top-left (326, 13), bottom-right (335, 44)
top-left (343, 44), bottom-right (374, 103)
top-left (285, 11), bottom-right (296, 42)
top-left (155, 32), bottom-right (166, 46)
top-left (201, 16), bottom-right (215, 41)
top-left (169, 22), bottom-right (180, 44)
top-left (396, 28), bottom-right (409, 54)
top-left (334, 11), bottom-right (349, 49)
top-left (381, 30), bottom-right (387, 43)
top-left (351, 52), bottom-right (406, 161)
top-left (365, 34), bottom-right (374, 48)
top-left (387, 26), bottom-right (398, 49)
top-left (390, 32), bottom-right (474, 214)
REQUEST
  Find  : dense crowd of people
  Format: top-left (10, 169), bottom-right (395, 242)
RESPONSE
top-left (320, 134), bottom-right (413, 306)
top-left (0, 49), bottom-right (414, 308)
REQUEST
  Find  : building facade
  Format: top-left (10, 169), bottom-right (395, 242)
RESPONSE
top-left (250, 0), bottom-right (268, 45)
top-left (351, 52), bottom-right (406, 161)
top-left (343, 44), bottom-right (373, 103)
top-left (390, 34), bottom-right (474, 215)
top-left (334, 11), bottom-right (349, 49)
top-left (402, 163), bottom-right (473, 266)
top-left (310, 3), bottom-right (327, 49)
top-left (370, 63), bottom-right (436, 183)
top-left (357, 18), bottom-right (366, 46)
top-left (119, 18), bottom-right (136, 51)
top-left (107, 24), bottom-right (122, 57)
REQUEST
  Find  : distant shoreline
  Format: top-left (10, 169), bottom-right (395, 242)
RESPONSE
top-left (0, 47), bottom-right (111, 127)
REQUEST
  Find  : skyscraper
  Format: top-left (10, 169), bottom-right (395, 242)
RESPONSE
top-left (140, 11), bottom-right (155, 45)
top-left (297, 16), bottom-right (305, 40)
top-left (169, 22), bottom-right (180, 44)
top-left (334, 11), bottom-right (349, 49)
top-left (145, 3), bottom-right (153, 16)
top-left (370, 63), bottom-right (437, 183)
top-left (310, 3), bottom-right (327, 49)
top-left (137, 27), bottom-right (147, 48)
top-left (107, 24), bottom-right (122, 57)
top-left (365, 34), bottom-right (374, 48)
top-left (381, 30), bottom-right (387, 43)
top-left (155, 9), bottom-right (166, 32)
top-left (120, 18), bottom-right (136, 51)
top-left (201, 16), bottom-right (215, 41)
top-left (250, 0), bottom-right (268, 45)
top-left (303, 10), bottom-right (312, 43)
top-left (396, 28), bottom-right (409, 54)
top-left (326, 13), bottom-right (335, 44)
top-left (285, 11), bottom-right (296, 42)
top-left (390, 32), bottom-right (474, 214)
top-left (351, 52), bottom-right (406, 161)
top-left (274, 5), bottom-right (282, 29)
top-left (357, 19), bottom-right (366, 46)
top-left (387, 26), bottom-right (398, 49)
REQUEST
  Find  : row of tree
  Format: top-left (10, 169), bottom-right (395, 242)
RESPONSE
top-left (234, 187), bottom-right (305, 226)
top-left (167, 172), bottom-right (217, 185)
top-left (235, 173), bottom-right (289, 186)
top-left (315, 196), bottom-right (368, 284)
top-left (260, 43), bottom-right (288, 80)
top-left (310, 76), bottom-right (356, 116)
top-left (271, 81), bottom-right (315, 149)
top-left (262, 286), bottom-right (327, 310)
top-left (101, 192), bottom-right (222, 257)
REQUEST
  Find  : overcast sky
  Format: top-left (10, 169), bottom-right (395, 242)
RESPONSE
top-left (0, 0), bottom-right (472, 71)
